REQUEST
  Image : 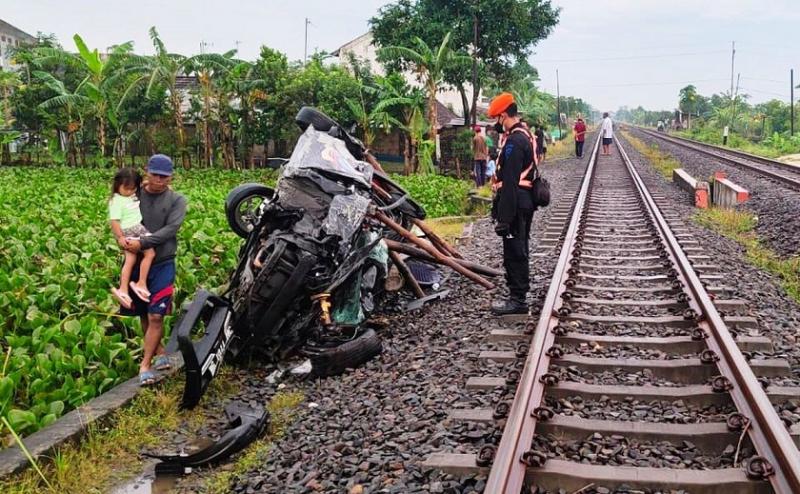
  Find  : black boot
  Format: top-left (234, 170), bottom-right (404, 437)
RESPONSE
top-left (491, 299), bottom-right (528, 315)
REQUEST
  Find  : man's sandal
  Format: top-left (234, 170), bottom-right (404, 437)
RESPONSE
top-left (139, 370), bottom-right (156, 386)
top-left (153, 355), bottom-right (171, 371)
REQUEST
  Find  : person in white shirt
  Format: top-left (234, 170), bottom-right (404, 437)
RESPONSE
top-left (600, 112), bottom-right (614, 155)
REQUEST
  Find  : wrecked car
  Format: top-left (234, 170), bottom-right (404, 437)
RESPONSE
top-left (168, 107), bottom-right (499, 409)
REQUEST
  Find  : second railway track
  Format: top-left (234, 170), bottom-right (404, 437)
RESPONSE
top-left (426, 133), bottom-right (800, 493)
top-left (636, 128), bottom-right (800, 190)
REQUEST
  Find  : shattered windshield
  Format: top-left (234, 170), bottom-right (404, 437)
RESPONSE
top-left (283, 127), bottom-right (373, 187)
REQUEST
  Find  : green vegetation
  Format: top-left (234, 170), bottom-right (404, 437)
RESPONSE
top-left (617, 84), bottom-right (800, 159)
top-left (394, 173), bottom-right (471, 217)
top-left (0, 166), bottom-right (470, 435)
top-left (621, 130), bottom-right (681, 178)
top-left (677, 126), bottom-right (800, 159)
top-left (693, 208), bottom-right (800, 304)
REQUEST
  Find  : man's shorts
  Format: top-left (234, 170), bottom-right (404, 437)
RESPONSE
top-left (119, 259), bottom-right (176, 317)
top-left (602, 137), bottom-right (613, 145)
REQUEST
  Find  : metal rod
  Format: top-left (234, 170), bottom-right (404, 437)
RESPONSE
top-left (388, 250), bottom-right (425, 299)
top-left (384, 239), bottom-right (502, 277)
top-left (411, 218), bottom-right (464, 259)
top-left (374, 211), bottom-right (494, 289)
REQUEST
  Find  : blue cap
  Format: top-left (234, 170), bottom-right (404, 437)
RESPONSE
top-left (147, 154), bottom-right (174, 176)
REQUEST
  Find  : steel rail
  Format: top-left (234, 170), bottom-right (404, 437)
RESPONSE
top-left (484, 132), bottom-right (603, 493)
top-left (617, 139), bottom-right (800, 493)
top-left (637, 127), bottom-right (800, 190)
top-left (486, 130), bottom-right (800, 493)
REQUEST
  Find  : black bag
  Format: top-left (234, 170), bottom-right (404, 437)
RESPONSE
top-left (531, 175), bottom-right (550, 208)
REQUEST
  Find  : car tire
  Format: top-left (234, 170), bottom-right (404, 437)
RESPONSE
top-left (225, 183), bottom-right (274, 238)
top-left (304, 328), bottom-right (383, 377)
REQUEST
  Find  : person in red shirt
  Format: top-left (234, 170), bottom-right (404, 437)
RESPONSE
top-left (573, 116), bottom-right (587, 158)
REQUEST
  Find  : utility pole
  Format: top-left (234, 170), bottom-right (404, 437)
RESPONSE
top-left (304, 18), bottom-right (311, 65)
top-left (730, 41), bottom-right (735, 97)
top-left (556, 69), bottom-right (562, 140)
top-left (792, 68), bottom-right (795, 136)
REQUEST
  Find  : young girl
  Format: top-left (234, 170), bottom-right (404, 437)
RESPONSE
top-left (486, 149), bottom-right (497, 184)
top-left (108, 168), bottom-right (155, 309)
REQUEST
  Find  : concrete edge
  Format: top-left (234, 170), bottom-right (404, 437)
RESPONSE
top-left (0, 353), bottom-right (184, 478)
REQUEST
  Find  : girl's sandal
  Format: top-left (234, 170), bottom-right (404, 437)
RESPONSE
top-left (153, 355), bottom-right (172, 371)
top-left (130, 282), bottom-right (151, 302)
top-left (112, 288), bottom-right (133, 309)
top-left (139, 370), bottom-right (156, 386)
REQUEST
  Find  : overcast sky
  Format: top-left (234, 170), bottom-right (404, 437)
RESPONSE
top-left (3, 0), bottom-right (797, 112)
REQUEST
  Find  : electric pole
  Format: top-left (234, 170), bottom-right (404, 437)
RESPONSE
top-left (730, 41), bottom-right (735, 96)
top-left (556, 69), bottom-right (562, 140)
top-left (792, 68), bottom-right (795, 136)
top-left (304, 18), bottom-right (311, 65)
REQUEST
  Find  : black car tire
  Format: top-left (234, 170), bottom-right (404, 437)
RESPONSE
top-left (305, 328), bottom-right (383, 377)
top-left (295, 106), bottom-right (338, 133)
top-left (225, 183), bottom-right (274, 238)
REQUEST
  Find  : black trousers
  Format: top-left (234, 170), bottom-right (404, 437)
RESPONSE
top-left (502, 208), bottom-right (535, 302)
top-left (575, 140), bottom-right (584, 157)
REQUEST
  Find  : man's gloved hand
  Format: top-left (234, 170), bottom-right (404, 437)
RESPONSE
top-left (494, 222), bottom-right (511, 237)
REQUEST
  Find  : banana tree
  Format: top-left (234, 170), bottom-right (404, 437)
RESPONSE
top-left (345, 86), bottom-right (401, 150)
top-left (33, 71), bottom-right (88, 166)
top-left (34, 35), bottom-right (132, 158)
top-left (224, 61), bottom-right (269, 169)
top-left (372, 76), bottom-right (426, 174)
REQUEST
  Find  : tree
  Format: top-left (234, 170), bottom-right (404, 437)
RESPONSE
top-left (378, 32), bottom-right (468, 145)
top-left (33, 71), bottom-right (88, 166)
top-left (120, 27), bottom-right (193, 168)
top-left (0, 70), bottom-right (22, 164)
top-left (371, 0), bottom-right (560, 123)
top-left (32, 35), bottom-right (133, 159)
top-left (678, 85), bottom-right (698, 129)
top-left (372, 73), bottom-right (427, 174)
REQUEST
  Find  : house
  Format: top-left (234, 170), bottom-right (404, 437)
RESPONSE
top-left (0, 19), bottom-right (36, 70)
top-left (331, 31), bottom-right (481, 119)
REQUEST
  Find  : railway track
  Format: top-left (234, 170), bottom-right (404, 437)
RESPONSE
top-left (425, 133), bottom-right (800, 493)
top-left (636, 127), bottom-right (800, 190)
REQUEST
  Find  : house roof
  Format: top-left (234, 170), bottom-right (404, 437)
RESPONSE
top-left (0, 19), bottom-right (36, 43)
top-left (175, 76), bottom-right (200, 91)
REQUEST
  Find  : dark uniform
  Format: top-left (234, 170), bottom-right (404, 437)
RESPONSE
top-left (494, 122), bottom-right (536, 306)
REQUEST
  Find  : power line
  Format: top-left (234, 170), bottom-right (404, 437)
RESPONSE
top-left (565, 78), bottom-right (730, 88)
top-left (533, 50), bottom-right (728, 63)
top-left (739, 86), bottom-right (790, 98)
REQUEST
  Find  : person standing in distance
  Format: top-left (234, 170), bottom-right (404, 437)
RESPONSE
top-left (473, 126), bottom-right (489, 187)
top-left (601, 112), bottom-right (614, 155)
top-left (488, 92), bottom-right (538, 315)
top-left (573, 116), bottom-right (587, 157)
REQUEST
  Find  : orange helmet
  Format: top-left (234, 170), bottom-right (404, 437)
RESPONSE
top-left (487, 92), bottom-right (515, 118)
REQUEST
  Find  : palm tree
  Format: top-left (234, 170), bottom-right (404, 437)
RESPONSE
top-left (119, 27), bottom-right (192, 168)
top-left (225, 61), bottom-right (269, 169)
top-left (378, 32), bottom-right (469, 146)
top-left (679, 85), bottom-right (698, 130)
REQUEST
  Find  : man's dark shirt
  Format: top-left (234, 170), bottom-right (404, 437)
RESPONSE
top-left (534, 128), bottom-right (546, 151)
top-left (138, 188), bottom-right (187, 264)
top-left (496, 122), bottom-right (534, 225)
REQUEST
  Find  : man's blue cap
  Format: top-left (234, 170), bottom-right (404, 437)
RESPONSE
top-left (147, 154), bottom-right (174, 176)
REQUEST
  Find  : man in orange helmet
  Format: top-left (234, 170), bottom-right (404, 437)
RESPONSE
top-left (487, 92), bottom-right (537, 315)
